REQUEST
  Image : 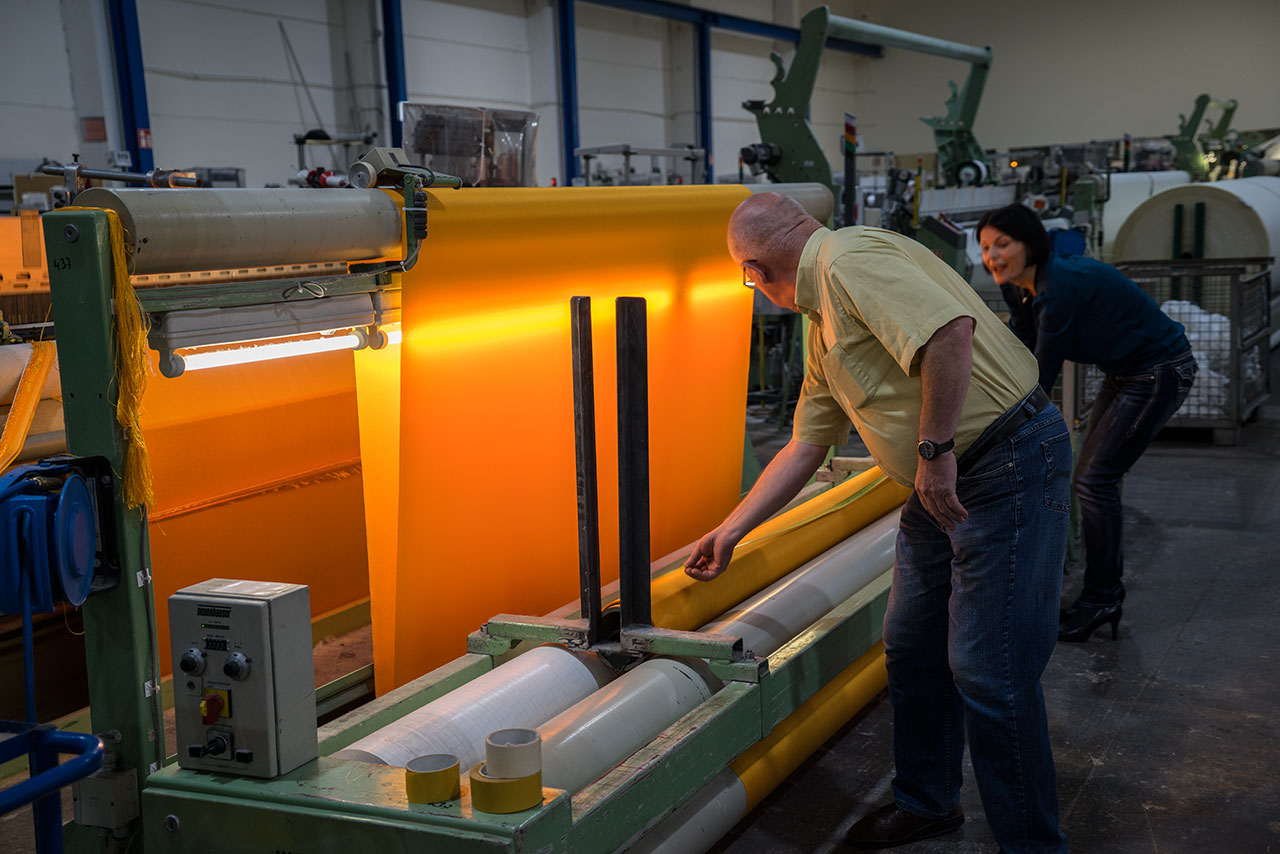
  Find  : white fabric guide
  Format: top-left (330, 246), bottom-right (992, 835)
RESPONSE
top-left (333, 645), bottom-right (611, 770)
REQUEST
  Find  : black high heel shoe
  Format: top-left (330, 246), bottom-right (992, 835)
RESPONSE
top-left (1058, 602), bottom-right (1122, 642)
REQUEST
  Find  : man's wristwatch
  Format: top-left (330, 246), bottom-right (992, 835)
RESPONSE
top-left (917, 437), bottom-right (955, 461)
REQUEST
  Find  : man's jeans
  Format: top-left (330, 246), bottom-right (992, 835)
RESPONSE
top-left (1074, 349), bottom-right (1197, 607)
top-left (885, 404), bottom-right (1070, 854)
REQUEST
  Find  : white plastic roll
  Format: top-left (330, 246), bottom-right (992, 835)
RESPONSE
top-left (698, 509), bottom-right (900, 657)
top-left (627, 768), bottom-right (747, 854)
top-left (538, 658), bottom-right (715, 794)
top-left (1101, 171), bottom-right (1190, 260)
top-left (1113, 176), bottom-right (1280, 263)
top-left (333, 645), bottom-right (612, 770)
top-left (484, 728), bottom-right (541, 779)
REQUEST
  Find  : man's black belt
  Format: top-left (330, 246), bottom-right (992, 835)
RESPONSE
top-left (956, 386), bottom-right (1051, 476)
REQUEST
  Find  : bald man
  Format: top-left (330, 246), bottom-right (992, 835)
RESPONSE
top-left (685, 194), bottom-right (1070, 853)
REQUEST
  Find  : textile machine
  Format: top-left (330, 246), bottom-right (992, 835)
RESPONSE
top-left (14, 150), bottom-right (911, 853)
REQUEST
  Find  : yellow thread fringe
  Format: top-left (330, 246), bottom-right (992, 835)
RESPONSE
top-left (61, 207), bottom-right (155, 510)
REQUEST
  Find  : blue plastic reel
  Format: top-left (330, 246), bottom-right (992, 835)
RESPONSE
top-left (0, 464), bottom-right (98, 614)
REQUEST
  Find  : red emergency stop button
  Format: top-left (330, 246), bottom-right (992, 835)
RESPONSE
top-left (200, 692), bottom-right (225, 725)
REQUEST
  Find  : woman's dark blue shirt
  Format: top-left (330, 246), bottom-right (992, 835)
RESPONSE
top-left (1001, 253), bottom-right (1190, 393)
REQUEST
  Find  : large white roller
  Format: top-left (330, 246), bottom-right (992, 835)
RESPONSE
top-left (1112, 176), bottom-right (1280, 263)
top-left (627, 768), bottom-right (747, 854)
top-left (534, 510), bottom-right (900, 796)
top-left (1100, 171), bottom-right (1190, 260)
top-left (73, 187), bottom-right (404, 274)
top-left (332, 645), bottom-right (612, 770)
top-left (538, 658), bottom-right (717, 794)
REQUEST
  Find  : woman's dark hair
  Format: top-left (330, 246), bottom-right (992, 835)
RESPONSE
top-left (976, 204), bottom-right (1051, 267)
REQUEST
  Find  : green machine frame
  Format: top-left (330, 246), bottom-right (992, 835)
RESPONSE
top-left (40, 197), bottom-right (894, 852)
top-left (745, 5), bottom-right (994, 190)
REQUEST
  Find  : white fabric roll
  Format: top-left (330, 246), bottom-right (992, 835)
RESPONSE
top-left (1113, 176), bottom-right (1280, 263)
top-left (627, 768), bottom-right (747, 854)
top-left (538, 658), bottom-right (714, 794)
top-left (698, 509), bottom-right (900, 658)
top-left (333, 645), bottom-right (612, 770)
top-left (1101, 171), bottom-right (1191, 260)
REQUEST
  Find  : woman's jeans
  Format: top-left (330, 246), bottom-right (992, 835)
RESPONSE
top-left (886, 403), bottom-right (1070, 854)
top-left (1073, 350), bottom-right (1197, 607)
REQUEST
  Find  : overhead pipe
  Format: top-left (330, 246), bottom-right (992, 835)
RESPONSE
top-left (823, 10), bottom-right (990, 66)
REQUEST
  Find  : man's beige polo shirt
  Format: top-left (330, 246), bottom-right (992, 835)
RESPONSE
top-left (792, 226), bottom-right (1038, 486)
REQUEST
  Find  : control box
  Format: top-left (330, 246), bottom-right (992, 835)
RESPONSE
top-left (169, 579), bottom-right (317, 778)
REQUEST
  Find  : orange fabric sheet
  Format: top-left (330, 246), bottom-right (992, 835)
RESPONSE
top-left (141, 350), bottom-right (369, 673)
top-left (358, 185), bottom-right (755, 690)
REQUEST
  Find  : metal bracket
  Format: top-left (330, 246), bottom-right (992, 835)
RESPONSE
top-left (143, 680), bottom-right (157, 698)
top-left (618, 625), bottom-right (746, 663)
top-left (478, 615), bottom-right (594, 649)
top-left (135, 570), bottom-right (151, 588)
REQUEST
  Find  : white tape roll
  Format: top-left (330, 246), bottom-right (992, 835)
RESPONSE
top-left (485, 728), bottom-right (542, 779)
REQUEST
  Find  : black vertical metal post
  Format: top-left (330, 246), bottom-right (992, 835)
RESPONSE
top-left (616, 297), bottom-right (652, 628)
top-left (1171, 204), bottom-right (1184, 299)
top-left (570, 296), bottom-right (603, 645)
top-left (843, 144), bottom-right (854, 226)
top-left (1192, 202), bottom-right (1206, 304)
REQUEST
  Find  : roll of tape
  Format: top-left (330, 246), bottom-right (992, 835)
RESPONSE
top-left (404, 754), bottom-right (461, 804)
top-left (468, 763), bottom-right (542, 814)
top-left (484, 728), bottom-right (542, 779)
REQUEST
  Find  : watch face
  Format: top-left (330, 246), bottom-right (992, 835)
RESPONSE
top-left (919, 440), bottom-right (936, 460)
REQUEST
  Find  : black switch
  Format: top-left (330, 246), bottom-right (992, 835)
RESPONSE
top-left (234, 748), bottom-right (254, 764)
top-left (187, 744), bottom-right (205, 758)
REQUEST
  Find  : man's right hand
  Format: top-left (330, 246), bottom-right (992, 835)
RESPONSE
top-left (684, 527), bottom-right (744, 582)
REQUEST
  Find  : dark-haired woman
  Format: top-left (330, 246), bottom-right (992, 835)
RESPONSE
top-left (977, 204), bottom-right (1197, 642)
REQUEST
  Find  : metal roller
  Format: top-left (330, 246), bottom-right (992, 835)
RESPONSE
top-left (72, 188), bottom-right (404, 275)
top-left (750, 183), bottom-right (835, 223)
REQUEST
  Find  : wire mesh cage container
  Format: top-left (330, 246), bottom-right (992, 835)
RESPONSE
top-left (1077, 258), bottom-right (1273, 444)
top-left (984, 258), bottom-right (1272, 445)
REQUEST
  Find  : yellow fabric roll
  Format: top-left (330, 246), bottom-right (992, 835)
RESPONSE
top-left (652, 469), bottom-right (910, 631)
top-left (0, 341), bottom-right (55, 472)
top-left (731, 643), bottom-right (888, 811)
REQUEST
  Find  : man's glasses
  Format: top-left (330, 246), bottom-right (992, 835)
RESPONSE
top-left (742, 261), bottom-right (764, 289)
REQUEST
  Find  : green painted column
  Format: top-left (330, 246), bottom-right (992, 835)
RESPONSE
top-left (44, 209), bottom-right (165, 853)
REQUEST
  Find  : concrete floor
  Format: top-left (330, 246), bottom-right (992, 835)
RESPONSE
top-left (716, 393), bottom-right (1280, 852)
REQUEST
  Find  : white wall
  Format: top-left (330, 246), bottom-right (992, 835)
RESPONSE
top-left (7, 1), bottom-right (1276, 191)
top-left (0, 1), bottom-right (79, 178)
top-left (137, 0), bottom-right (367, 186)
top-left (840, 0), bottom-right (1280, 156)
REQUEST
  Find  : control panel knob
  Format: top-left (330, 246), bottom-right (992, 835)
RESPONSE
top-left (178, 648), bottom-right (206, 676)
top-left (222, 651), bottom-right (251, 680)
top-left (205, 734), bottom-right (229, 757)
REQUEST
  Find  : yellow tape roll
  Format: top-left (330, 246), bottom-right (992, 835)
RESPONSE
top-left (468, 763), bottom-right (543, 814)
top-left (404, 754), bottom-right (461, 804)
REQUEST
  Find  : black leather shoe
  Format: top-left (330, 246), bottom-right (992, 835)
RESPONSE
top-left (845, 803), bottom-right (964, 849)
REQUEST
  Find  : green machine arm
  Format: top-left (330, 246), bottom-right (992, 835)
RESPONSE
top-left (1169, 93), bottom-right (1238, 180)
top-left (743, 5), bottom-right (994, 189)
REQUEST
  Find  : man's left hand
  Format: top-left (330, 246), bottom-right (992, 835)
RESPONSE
top-left (915, 453), bottom-right (968, 531)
